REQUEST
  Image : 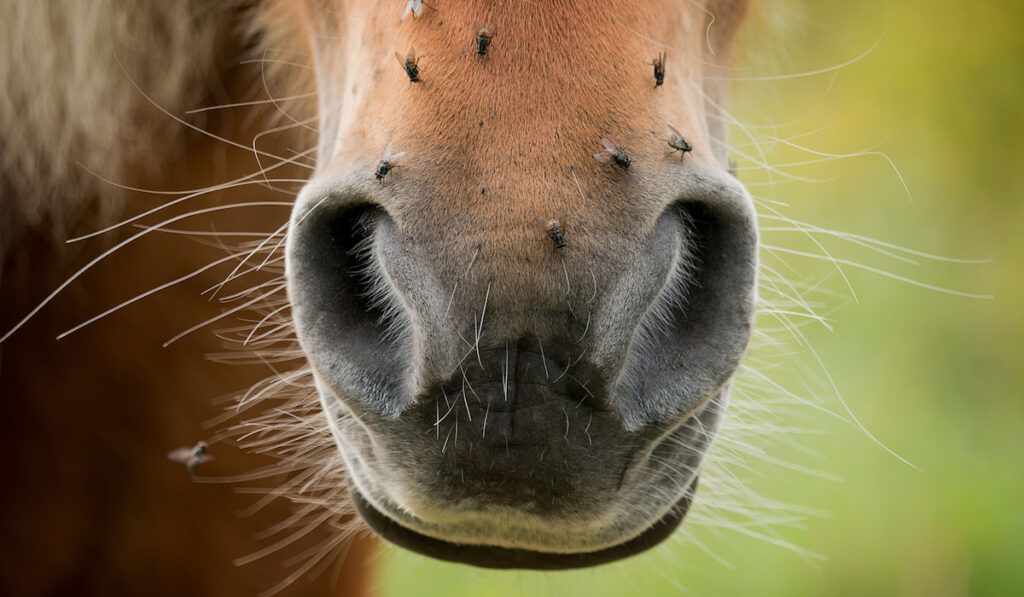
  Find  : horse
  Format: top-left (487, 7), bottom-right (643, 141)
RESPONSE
top-left (0, 0), bottom-right (759, 593)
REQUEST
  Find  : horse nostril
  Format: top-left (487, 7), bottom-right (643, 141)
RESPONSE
top-left (299, 203), bottom-right (395, 337)
top-left (288, 197), bottom-right (413, 416)
top-left (614, 193), bottom-right (758, 430)
top-left (669, 199), bottom-right (758, 349)
top-left (338, 206), bottom-right (403, 338)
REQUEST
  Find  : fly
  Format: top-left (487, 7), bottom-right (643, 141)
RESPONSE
top-left (168, 441), bottom-right (213, 475)
top-left (649, 52), bottom-right (666, 87)
top-left (475, 26), bottom-right (495, 55)
top-left (395, 48), bottom-right (422, 82)
top-left (593, 137), bottom-right (631, 169)
top-left (538, 214), bottom-right (567, 249)
top-left (401, 0), bottom-right (425, 20)
top-left (375, 142), bottom-right (405, 184)
top-left (666, 125), bottom-right (692, 158)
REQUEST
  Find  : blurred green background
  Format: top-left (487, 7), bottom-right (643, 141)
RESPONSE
top-left (373, 1), bottom-right (1023, 594)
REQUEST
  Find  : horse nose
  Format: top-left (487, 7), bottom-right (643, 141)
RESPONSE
top-left (287, 166), bottom-right (758, 430)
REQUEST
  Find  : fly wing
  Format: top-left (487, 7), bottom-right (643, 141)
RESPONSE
top-left (411, 0), bottom-right (423, 17)
top-left (667, 124), bottom-right (682, 139)
top-left (388, 151), bottom-right (405, 165)
top-left (593, 152), bottom-right (611, 163)
top-left (167, 447), bottom-right (192, 463)
top-left (601, 137), bottom-right (617, 153)
top-left (395, 52), bottom-right (406, 68)
top-left (660, 51), bottom-right (667, 67)
top-left (401, 0), bottom-right (413, 20)
top-left (383, 142), bottom-right (393, 160)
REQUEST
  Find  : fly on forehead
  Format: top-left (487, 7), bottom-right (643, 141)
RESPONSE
top-left (538, 213), bottom-right (567, 249)
top-left (649, 51), bottom-right (666, 87)
top-left (475, 25), bottom-right (495, 55)
top-left (593, 137), bottom-right (631, 169)
top-left (401, 0), bottom-right (424, 20)
top-left (395, 47), bottom-right (422, 82)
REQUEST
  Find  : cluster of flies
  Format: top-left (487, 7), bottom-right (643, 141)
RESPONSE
top-left (393, 24), bottom-right (493, 83)
top-left (380, 4), bottom-right (692, 252)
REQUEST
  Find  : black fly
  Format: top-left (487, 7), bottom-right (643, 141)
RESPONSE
top-left (539, 215), bottom-right (567, 249)
top-left (395, 48), bottom-right (422, 82)
top-left (475, 25), bottom-right (495, 55)
top-left (593, 137), bottom-right (631, 169)
top-left (375, 142), bottom-right (405, 184)
top-left (168, 441), bottom-right (213, 475)
top-left (666, 125), bottom-right (692, 158)
top-left (649, 52), bottom-right (666, 87)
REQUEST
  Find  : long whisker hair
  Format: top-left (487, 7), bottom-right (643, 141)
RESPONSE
top-left (0, 2), bottom-right (989, 593)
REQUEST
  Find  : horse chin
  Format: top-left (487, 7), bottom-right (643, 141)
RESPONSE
top-left (350, 477), bottom-right (699, 570)
top-left (322, 376), bottom-right (726, 568)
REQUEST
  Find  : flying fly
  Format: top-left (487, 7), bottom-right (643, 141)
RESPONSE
top-left (168, 441), bottom-right (213, 475)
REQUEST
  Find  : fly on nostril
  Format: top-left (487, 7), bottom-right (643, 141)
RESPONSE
top-left (475, 25), bottom-right (494, 55)
top-left (666, 125), bottom-right (693, 159)
top-left (395, 47), bottom-right (422, 82)
top-left (375, 142), bottom-right (405, 184)
top-left (538, 213), bottom-right (567, 249)
top-left (649, 51), bottom-right (666, 87)
top-left (593, 137), bottom-right (631, 169)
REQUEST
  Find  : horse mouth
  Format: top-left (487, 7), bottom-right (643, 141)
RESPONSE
top-left (323, 345), bottom-right (720, 565)
top-left (289, 171), bottom-right (757, 568)
top-left (350, 476), bottom-right (699, 570)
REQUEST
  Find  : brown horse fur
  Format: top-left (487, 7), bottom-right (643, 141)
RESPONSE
top-left (0, 1), bottom-right (373, 594)
top-left (1, 0), bottom-right (761, 592)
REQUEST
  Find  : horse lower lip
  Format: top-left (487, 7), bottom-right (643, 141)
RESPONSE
top-left (350, 475), bottom-right (699, 570)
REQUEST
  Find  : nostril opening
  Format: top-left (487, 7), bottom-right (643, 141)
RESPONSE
top-left (618, 196), bottom-right (758, 428)
top-left (338, 206), bottom-right (399, 336)
top-left (288, 198), bottom-right (412, 414)
top-left (305, 202), bottom-right (400, 343)
top-left (669, 200), bottom-right (757, 342)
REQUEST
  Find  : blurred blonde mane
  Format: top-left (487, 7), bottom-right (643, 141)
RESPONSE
top-left (0, 0), bottom-right (312, 257)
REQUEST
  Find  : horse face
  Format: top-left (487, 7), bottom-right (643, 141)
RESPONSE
top-left (284, 0), bottom-right (756, 567)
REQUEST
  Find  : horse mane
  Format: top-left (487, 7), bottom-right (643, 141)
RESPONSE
top-left (0, 0), bottom-right (308, 259)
